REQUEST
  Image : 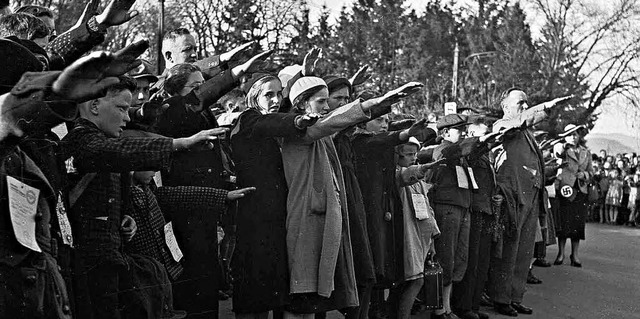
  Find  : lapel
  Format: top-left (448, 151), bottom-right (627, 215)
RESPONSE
top-left (566, 145), bottom-right (579, 162)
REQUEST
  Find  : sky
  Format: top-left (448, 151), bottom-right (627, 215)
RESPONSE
top-left (309, 0), bottom-right (639, 137)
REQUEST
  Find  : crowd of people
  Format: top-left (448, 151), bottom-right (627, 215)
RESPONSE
top-left (0, 1), bottom-right (600, 319)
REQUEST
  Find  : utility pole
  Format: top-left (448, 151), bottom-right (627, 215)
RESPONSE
top-left (157, 0), bottom-right (165, 74)
top-left (452, 41), bottom-right (459, 101)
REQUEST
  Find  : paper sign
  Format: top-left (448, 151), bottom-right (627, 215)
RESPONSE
top-left (51, 123), bottom-right (68, 139)
top-left (412, 194), bottom-right (431, 220)
top-left (164, 222), bottom-right (183, 262)
top-left (456, 166), bottom-right (469, 189)
top-left (153, 171), bottom-right (163, 187)
top-left (467, 167), bottom-right (479, 190)
top-left (545, 185), bottom-right (556, 198)
top-left (6, 176), bottom-right (41, 252)
top-left (56, 192), bottom-right (73, 247)
top-left (444, 102), bottom-right (457, 115)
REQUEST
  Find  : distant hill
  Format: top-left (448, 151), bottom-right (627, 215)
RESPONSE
top-left (586, 133), bottom-right (640, 154)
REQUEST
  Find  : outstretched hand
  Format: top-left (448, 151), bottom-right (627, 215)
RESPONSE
top-left (102, 40), bottom-right (148, 78)
top-left (231, 50), bottom-right (273, 80)
top-left (96, 0), bottom-right (139, 27)
top-left (302, 47), bottom-right (321, 76)
top-left (227, 187), bottom-right (257, 200)
top-left (407, 119), bottom-right (428, 137)
top-left (295, 113), bottom-right (322, 129)
top-left (190, 128), bottom-right (228, 145)
top-left (52, 52), bottom-right (122, 102)
top-left (420, 158), bottom-right (446, 173)
top-left (478, 131), bottom-right (502, 143)
top-left (220, 42), bottom-right (254, 63)
top-left (349, 65), bottom-right (372, 87)
top-left (535, 95), bottom-right (573, 110)
top-left (380, 82), bottom-right (424, 105)
top-left (74, 0), bottom-right (100, 28)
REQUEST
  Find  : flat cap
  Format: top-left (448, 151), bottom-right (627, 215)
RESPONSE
top-left (437, 113), bottom-right (469, 130)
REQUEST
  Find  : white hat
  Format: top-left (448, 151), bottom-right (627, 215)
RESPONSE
top-left (289, 76), bottom-right (327, 104)
top-left (407, 137), bottom-right (421, 148)
top-left (278, 65), bottom-right (302, 88)
top-left (558, 124), bottom-right (586, 137)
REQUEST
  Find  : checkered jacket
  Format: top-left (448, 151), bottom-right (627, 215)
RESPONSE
top-left (62, 119), bottom-right (173, 268)
top-left (125, 183), bottom-right (228, 281)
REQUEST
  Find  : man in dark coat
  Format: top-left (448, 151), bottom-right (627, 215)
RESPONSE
top-left (452, 119), bottom-right (496, 319)
top-left (154, 50), bottom-right (270, 318)
top-left (489, 89), bottom-right (570, 316)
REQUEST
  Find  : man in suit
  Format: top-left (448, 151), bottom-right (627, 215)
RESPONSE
top-left (489, 89), bottom-right (570, 316)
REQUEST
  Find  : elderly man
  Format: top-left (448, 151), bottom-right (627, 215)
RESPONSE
top-left (489, 88), bottom-right (569, 317)
top-left (154, 27), bottom-right (254, 90)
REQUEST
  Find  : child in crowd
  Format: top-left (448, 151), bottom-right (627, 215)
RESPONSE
top-left (606, 168), bottom-right (623, 224)
top-left (392, 137), bottom-right (441, 319)
top-left (216, 89), bottom-right (247, 126)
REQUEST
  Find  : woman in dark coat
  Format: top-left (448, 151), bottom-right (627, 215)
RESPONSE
top-left (553, 124), bottom-right (593, 267)
top-left (325, 76), bottom-right (376, 319)
top-left (351, 115), bottom-right (430, 317)
top-left (229, 74), bottom-right (317, 318)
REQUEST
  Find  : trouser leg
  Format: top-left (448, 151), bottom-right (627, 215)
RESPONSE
top-left (472, 213), bottom-right (493, 311)
top-left (452, 211), bottom-right (482, 312)
top-left (511, 193), bottom-right (540, 303)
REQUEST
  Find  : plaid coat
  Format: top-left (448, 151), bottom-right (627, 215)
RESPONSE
top-left (125, 183), bottom-right (228, 281)
top-left (62, 118), bottom-right (173, 268)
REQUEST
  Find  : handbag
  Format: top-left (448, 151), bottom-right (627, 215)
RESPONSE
top-left (422, 255), bottom-right (443, 310)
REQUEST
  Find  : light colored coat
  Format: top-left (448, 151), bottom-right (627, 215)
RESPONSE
top-left (281, 101), bottom-right (369, 305)
top-left (554, 143), bottom-right (593, 193)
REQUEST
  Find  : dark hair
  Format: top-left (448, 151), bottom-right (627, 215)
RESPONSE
top-left (0, 13), bottom-right (49, 40)
top-left (15, 5), bottom-right (54, 18)
top-left (291, 85), bottom-right (326, 114)
top-left (101, 75), bottom-right (137, 97)
top-left (164, 63), bottom-right (201, 96)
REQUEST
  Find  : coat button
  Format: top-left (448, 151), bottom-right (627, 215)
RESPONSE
top-left (384, 212), bottom-right (392, 221)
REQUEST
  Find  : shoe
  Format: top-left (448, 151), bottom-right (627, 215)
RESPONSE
top-left (510, 302), bottom-right (533, 315)
top-left (456, 310), bottom-right (479, 319)
top-left (475, 311), bottom-right (489, 319)
top-left (494, 303), bottom-right (518, 317)
top-left (448, 313), bottom-right (461, 319)
top-left (533, 258), bottom-right (551, 267)
top-left (570, 255), bottom-right (582, 268)
top-left (480, 292), bottom-right (493, 307)
top-left (553, 256), bottom-right (564, 265)
top-left (526, 269), bottom-right (542, 284)
top-left (431, 312), bottom-right (447, 319)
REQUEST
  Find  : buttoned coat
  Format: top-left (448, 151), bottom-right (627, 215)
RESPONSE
top-left (281, 101), bottom-right (368, 310)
